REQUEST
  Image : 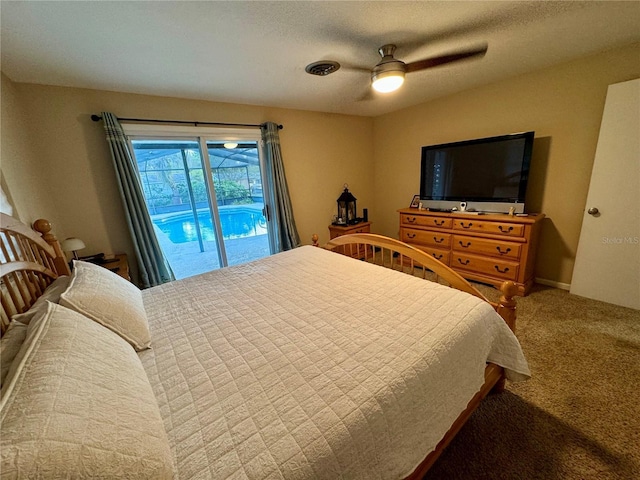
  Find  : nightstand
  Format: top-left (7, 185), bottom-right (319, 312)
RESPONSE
top-left (328, 221), bottom-right (372, 259)
top-left (99, 254), bottom-right (131, 282)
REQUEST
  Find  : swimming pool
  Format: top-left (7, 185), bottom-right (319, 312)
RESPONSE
top-left (153, 207), bottom-right (267, 244)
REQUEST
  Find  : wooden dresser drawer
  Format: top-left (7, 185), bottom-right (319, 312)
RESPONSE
top-left (401, 228), bottom-right (451, 248)
top-left (453, 219), bottom-right (524, 237)
top-left (329, 223), bottom-right (371, 238)
top-left (452, 253), bottom-right (519, 281)
top-left (401, 214), bottom-right (452, 229)
top-left (452, 235), bottom-right (522, 260)
top-left (351, 225), bottom-right (370, 234)
top-left (412, 245), bottom-right (451, 266)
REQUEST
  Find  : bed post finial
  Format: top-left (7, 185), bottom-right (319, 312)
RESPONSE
top-left (33, 218), bottom-right (52, 236)
top-left (311, 234), bottom-right (319, 247)
top-left (497, 281), bottom-right (518, 332)
top-left (33, 219), bottom-right (72, 276)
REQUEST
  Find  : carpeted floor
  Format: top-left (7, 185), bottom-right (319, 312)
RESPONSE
top-left (424, 283), bottom-right (640, 480)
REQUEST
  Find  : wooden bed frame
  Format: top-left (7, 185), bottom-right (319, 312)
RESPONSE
top-left (321, 233), bottom-right (518, 479)
top-left (1, 216), bottom-right (518, 478)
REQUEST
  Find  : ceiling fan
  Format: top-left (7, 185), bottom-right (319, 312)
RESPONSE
top-left (305, 43), bottom-right (488, 94)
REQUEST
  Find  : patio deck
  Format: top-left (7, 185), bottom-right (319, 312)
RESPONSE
top-left (154, 225), bottom-right (270, 279)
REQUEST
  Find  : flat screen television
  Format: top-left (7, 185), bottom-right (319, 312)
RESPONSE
top-left (419, 131), bottom-right (534, 214)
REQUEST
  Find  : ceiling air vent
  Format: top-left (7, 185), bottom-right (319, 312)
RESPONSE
top-left (305, 61), bottom-right (341, 76)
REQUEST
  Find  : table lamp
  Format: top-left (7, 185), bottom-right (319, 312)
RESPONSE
top-left (61, 237), bottom-right (86, 260)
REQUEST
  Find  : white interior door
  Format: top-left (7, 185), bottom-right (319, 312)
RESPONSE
top-left (570, 78), bottom-right (640, 310)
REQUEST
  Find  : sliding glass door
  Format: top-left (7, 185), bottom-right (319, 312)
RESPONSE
top-left (205, 141), bottom-right (269, 267)
top-left (130, 134), bottom-right (270, 279)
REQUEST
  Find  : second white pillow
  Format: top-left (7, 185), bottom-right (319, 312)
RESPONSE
top-left (60, 260), bottom-right (151, 351)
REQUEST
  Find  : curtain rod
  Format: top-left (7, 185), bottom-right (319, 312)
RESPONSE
top-left (90, 114), bottom-right (282, 130)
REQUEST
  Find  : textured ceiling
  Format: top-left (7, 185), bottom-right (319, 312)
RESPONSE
top-left (1, 1), bottom-right (639, 117)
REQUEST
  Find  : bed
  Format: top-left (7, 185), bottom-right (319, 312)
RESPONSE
top-left (0, 213), bottom-right (530, 479)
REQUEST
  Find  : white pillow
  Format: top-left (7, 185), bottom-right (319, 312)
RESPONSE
top-left (11, 275), bottom-right (71, 325)
top-left (0, 302), bottom-right (175, 479)
top-left (0, 321), bottom-right (27, 387)
top-left (60, 260), bottom-right (151, 351)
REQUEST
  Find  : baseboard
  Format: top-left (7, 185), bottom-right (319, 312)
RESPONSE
top-left (535, 277), bottom-right (571, 291)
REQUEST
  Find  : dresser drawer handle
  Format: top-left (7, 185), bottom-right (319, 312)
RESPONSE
top-left (498, 226), bottom-right (514, 233)
top-left (460, 222), bottom-right (473, 229)
top-left (432, 254), bottom-right (443, 260)
top-left (457, 258), bottom-right (470, 266)
top-left (407, 217), bottom-right (417, 223)
top-left (406, 233), bottom-right (416, 239)
top-left (494, 265), bottom-right (510, 273)
top-left (433, 236), bottom-right (445, 244)
top-left (459, 241), bottom-right (471, 248)
top-left (496, 246), bottom-right (512, 255)
top-left (433, 219), bottom-right (445, 226)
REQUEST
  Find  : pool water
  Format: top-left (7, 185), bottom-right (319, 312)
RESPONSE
top-left (154, 209), bottom-right (267, 244)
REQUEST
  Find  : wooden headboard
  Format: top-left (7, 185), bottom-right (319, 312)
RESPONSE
top-left (0, 213), bottom-right (70, 334)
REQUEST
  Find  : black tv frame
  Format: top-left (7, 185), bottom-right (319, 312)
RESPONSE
top-left (419, 131), bottom-right (534, 214)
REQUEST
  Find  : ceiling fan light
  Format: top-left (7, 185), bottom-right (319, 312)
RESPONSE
top-left (372, 71), bottom-right (405, 93)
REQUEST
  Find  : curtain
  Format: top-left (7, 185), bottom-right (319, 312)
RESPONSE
top-left (101, 112), bottom-right (175, 288)
top-left (261, 122), bottom-right (300, 252)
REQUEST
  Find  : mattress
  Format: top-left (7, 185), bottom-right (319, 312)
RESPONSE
top-left (140, 245), bottom-right (530, 479)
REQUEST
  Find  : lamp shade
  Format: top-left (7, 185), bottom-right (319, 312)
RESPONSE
top-left (61, 237), bottom-right (86, 253)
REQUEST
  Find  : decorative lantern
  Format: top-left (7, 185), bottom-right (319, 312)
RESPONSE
top-left (337, 184), bottom-right (357, 225)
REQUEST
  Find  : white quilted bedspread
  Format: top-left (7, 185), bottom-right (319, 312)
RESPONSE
top-left (140, 246), bottom-right (530, 480)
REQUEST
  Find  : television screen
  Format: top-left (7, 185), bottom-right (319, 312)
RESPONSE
top-left (420, 132), bottom-right (534, 204)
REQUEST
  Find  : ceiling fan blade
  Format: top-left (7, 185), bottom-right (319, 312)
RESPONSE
top-left (405, 45), bottom-right (488, 73)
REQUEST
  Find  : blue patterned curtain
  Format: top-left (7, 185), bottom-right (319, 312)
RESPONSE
top-left (101, 112), bottom-right (175, 287)
top-left (261, 122), bottom-right (300, 252)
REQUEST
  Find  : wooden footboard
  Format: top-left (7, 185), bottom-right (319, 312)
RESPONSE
top-left (321, 233), bottom-right (518, 477)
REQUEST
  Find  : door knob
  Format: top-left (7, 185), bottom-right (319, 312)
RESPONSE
top-left (587, 207), bottom-right (599, 216)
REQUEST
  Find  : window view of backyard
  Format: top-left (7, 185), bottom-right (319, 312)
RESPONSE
top-left (131, 139), bottom-right (270, 279)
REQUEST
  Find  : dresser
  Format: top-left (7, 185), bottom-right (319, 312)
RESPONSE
top-left (328, 221), bottom-right (371, 259)
top-left (398, 209), bottom-right (544, 295)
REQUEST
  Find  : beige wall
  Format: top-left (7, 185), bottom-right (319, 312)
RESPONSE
top-left (0, 80), bottom-right (374, 280)
top-left (1, 73), bottom-right (60, 224)
top-left (372, 43), bottom-right (640, 286)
